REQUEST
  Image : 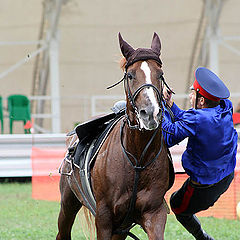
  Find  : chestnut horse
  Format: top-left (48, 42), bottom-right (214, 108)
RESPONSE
top-left (56, 33), bottom-right (173, 240)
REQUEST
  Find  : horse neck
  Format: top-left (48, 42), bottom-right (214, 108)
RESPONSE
top-left (123, 122), bottom-right (162, 165)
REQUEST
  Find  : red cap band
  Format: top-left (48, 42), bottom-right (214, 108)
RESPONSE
top-left (193, 79), bottom-right (220, 102)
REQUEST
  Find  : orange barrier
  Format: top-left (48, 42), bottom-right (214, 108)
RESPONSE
top-left (165, 170), bottom-right (240, 220)
top-left (31, 145), bottom-right (240, 219)
top-left (165, 144), bottom-right (240, 220)
top-left (31, 147), bottom-right (66, 201)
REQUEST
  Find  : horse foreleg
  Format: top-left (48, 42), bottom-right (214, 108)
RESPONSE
top-left (111, 234), bottom-right (127, 240)
top-left (141, 202), bottom-right (168, 240)
top-left (95, 202), bottom-right (115, 240)
top-left (56, 176), bottom-right (82, 240)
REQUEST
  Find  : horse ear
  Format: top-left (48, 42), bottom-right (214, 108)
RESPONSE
top-left (151, 32), bottom-right (161, 56)
top-left (118, 32), bottom-right (135, 60)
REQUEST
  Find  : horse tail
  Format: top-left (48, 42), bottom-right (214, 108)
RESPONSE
top-left (79, 206), bottom-right (95, 240)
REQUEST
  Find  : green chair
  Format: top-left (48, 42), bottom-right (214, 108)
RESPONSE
top-left (7, 94), bottom-right (31, 134)
top-left (0, 96), bottom-right (3, 134)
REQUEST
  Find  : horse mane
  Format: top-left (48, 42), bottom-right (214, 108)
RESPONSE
top-left (119, 57), bottom-right (126, 72)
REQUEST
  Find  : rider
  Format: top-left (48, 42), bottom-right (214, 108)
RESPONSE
top-left (162, 67), bottom-right (238, 240)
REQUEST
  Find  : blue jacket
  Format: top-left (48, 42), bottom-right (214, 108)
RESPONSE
top-left (162, 99), bottom-right (238, 184)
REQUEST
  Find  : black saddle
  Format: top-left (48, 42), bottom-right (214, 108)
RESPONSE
top-left (73, 111), bottom-right (124, 167)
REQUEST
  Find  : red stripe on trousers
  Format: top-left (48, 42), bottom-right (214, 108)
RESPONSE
top-left (172, 184), bottom-right (194, 214)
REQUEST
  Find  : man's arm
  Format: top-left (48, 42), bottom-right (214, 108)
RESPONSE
top-left (162, 109), bottom-right (197, 148)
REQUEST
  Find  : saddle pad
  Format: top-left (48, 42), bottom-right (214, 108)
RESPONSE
top-left (75, 116), bottom-right (124, 216)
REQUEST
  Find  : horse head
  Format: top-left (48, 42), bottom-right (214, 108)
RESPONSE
top-left (119, 32), bottom-right (164, 131)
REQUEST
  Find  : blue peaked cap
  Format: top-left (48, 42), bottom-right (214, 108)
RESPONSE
top-left (195, 67), bottom-right (230, 100)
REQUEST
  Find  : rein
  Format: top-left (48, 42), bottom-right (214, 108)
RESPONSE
top-left (113, 120), bottom-right (164, 238)
top-left (113, 70), bottom-right (166, 238)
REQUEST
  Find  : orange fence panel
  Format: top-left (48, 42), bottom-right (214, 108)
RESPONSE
top-left (165, 170), bottom-right (240, 220)
top-left (31, 143), bottom-right (240, 220)
top-left (31, 146), bottom-right (66, 201)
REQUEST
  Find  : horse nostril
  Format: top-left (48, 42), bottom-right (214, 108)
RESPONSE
top-left (139, 109), bottom-right (148, 119)
top-left (149, 120), bottom-right (158, 129)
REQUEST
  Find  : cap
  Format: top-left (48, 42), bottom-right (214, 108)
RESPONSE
top-left (193, 67), bottom-right (230, 101)
top-left (118, 32), bottom-right (162, 70)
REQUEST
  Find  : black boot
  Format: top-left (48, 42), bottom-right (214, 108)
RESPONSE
top-left (200, 230), bottom-right (215, 240)
top-left (175, 214), bottom-right (214, 240)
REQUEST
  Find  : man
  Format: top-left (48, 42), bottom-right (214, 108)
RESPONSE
top-left (162, 67), bottom-right (238, 240)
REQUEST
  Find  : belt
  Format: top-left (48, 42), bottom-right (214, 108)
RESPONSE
top-left (190, 180), bottom-right (214, 188)
top-left (191, 180), bottom-right (202, 185)
top-left (190, 172), bottom-right (234, 187)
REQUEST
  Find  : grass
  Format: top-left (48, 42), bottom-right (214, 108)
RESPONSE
top-left (0, 182), bottom-right (239, 240)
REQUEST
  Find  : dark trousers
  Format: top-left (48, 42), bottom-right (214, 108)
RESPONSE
top-left (170, 172), bottom-right (234, 240)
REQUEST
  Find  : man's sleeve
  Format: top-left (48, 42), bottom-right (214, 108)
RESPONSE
top-left (170, 102), bottom-right (186, 121)
top-left (162, 108), bottom-right (197, 148)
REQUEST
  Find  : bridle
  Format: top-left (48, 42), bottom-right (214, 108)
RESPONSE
top-left (108, 62), bottom-right (174, 130)
top-left (124, 70), bottom-right (164, 130)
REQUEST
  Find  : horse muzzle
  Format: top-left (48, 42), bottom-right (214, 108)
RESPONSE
top-left (138, 106), bottom-right (161, 130)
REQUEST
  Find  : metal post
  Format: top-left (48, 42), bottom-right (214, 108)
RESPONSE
top-left (48, 0), bottom-right (63, 133)
top-left (207, 0), bottom-right (224, 75)
top-left (49, 34), bottom-right (61, 133)
top-left (209, 34), bottom-right (219, 75)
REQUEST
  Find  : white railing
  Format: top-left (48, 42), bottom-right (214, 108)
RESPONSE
top-left (0, 134), bottom-right (66, 177)
top-left (0, 132), bottom-right (239, 178)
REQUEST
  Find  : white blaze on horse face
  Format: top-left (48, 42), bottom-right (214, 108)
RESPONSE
top-left (140, 61), bottom-right (160, 117)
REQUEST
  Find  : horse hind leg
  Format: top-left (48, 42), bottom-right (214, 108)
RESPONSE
top-left (56, 176), bottom-right (82, 240)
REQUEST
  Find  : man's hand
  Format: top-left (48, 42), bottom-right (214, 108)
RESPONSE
top-left (163, 86), bottom-right (174, 107)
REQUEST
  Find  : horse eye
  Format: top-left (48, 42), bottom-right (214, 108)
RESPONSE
top-left (127, 73), bottom-right (133, 80)
top-left (158, 74), bottom-right (164, 80)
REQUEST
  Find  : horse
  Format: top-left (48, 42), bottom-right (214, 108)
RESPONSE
top-left (56, 32), bottom-right (174, 240)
